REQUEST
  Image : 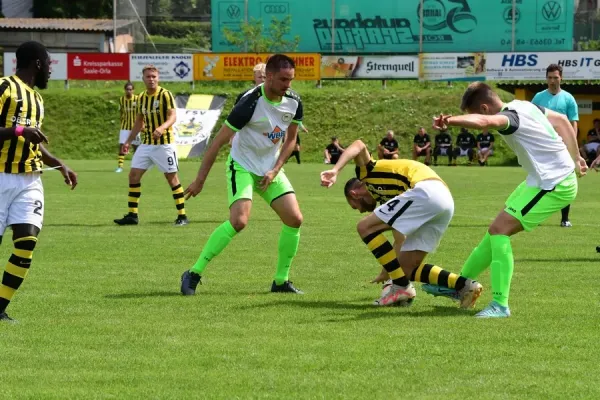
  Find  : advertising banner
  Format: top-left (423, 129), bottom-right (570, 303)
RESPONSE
top-left (4, 52), bottom-right (67, 80)
top-left (67, 53), bottom-right (129, 80)
top-left (173, 94), bottom-right (227, 158)
top-left (193, 53), bottom-right (320, 80)
top-left (486, 52), bottom-right (600, 80)
top-left (320, 55), bottom-right (418, 79)
top-left (130, 54), bottom-right (193, 82)
top-left (211, 0), bottom-right (573, 53)
top-left (419, 53), bottom-right (486, 81)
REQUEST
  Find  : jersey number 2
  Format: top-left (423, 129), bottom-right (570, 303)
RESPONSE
top-left (33, 200), bottom-right (43, 216)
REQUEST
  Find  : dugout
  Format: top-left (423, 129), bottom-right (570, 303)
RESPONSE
top-left (497, 82), bottom-right (600, 144)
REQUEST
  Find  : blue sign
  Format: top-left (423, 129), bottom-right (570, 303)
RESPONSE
top-left (211, 0), bottom-right (573, 53)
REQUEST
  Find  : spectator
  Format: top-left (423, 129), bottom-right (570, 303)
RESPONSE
top-left (433, 128), bottom-right (453, 166)
top-left (324, 136), bottom-right (345, 164)
top-left (377, 130), bottom-right (399, 159)
top-left (476, 128), bottom-right (495, 166)
top-left (412, 127), bottom-right (432, 165)
top-left (452, 127), bottom-right (477, 165)
top-left (580, 118), bottom-right (600, 164)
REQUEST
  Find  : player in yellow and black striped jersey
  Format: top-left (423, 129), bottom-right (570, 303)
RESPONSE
top-left (116, 82), bottom-right (139, 172)
top-left (114, 65), bottom-right (188, 227)
top-left (320, 139), bottom-right (482, 308)
top-left (0, 41), bottom-right (77, 322)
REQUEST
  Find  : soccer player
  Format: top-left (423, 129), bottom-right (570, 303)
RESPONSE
top-left (319, 140), bottom-right (483, 307)
top-left (452, 127), bottom-right (476, 165)
top-left (180, 54), bottom-right (304, 295)
top-left (412, 127), bottom-right (431, 165)
top-left (378, 130), bottom-right (399, 160)
top-left (113, 65), bottom-right (188, 226)
top-left (476, 128), bottom-right (495, 166)
top-left (0, 41), bottom-right (78, 322)
top-left (429, 82), bottom-right (586, 318)
top-left (116, 81), bottom-right (139, 173)
top-left (531, 64), bottom-right (579, 227)
top-left (433, 128), bottom-right (453, 166)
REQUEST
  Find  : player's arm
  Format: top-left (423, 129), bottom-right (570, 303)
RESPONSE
top-left (443, 114), bottom-right (510, 131)
top-left (125, 114), bottom-right (144, 145)
top-left (320, 140), bottom-right (371, 187)
top-left (544, 108), bottom-right (581, 162)
top-left (39, 144), bottom-right (77, 189)
top-left (271, 122), bottom-right (298, 174)
top-left (567, 95), bottom-right (579, 135)
top-left (422, 136), bottom-right (431, 150)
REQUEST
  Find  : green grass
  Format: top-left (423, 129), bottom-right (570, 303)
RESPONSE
top-left (1, 161), bottom-right (598, 399)
top-left (40, 80), bottom-right (517, 164)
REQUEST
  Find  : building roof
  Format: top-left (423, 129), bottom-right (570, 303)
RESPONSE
top-left (0, 18), bottom-right (135, 32)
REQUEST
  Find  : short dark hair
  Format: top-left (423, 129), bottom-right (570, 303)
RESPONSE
top-left (344, 178), bottom-right (362, 197)
top-left (460, 82), bottom-right (498, 112)
top-left (546, 64), bottom-right (563, 77)
top-left (331, 136), bottom-right (338, 141)
top-left (16, 41), bottom-right (48, 70)
top-left (124, 81), bottom-right (134, 89)
top-left (266, 54), bottom-right (295, 73)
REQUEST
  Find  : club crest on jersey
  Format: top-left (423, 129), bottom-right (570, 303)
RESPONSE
top-left (282, 113), bottom-right (293, 123)
top-left (263, 125), bottom-right (286, 143)
top-left (153, 100), bottom-right (160, 109)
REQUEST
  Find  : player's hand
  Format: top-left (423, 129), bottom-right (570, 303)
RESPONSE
top-left (122, 142), bottom-right (130, 154)
top-left (432, 114), bottom-right (451, 131)
top-left (320, 169), bottom-right (338, 188)
top-left (60, 164), bottom-right (78, 190)
top-left (184, 179), bottom-right (205, 200)
top-left (370, 268), bottom-right (390, 284)
top-left (259, 170), bottom-right (278, 192)
top-left (576, 156), bottom-right (588, 177)
top-left (152, 127), bottom-right (164, 140)
top-left (21, 127), bottom-right (49, 144)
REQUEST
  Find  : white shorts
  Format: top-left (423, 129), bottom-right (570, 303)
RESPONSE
top-left (0, 173), bottom-right (44, 235)
top-left (374, 179), bottom-right (454, 253)
top-left (479, 147), bottom-right (494, 155)
top-left (584, 142), bottom-right (600, 152)
top-left (437, 147), bottom-right (449, 155)
top-left (457, 148), bottom-right (471, 157)
top-left (119, 130), bottom-right (142, 146)
top-left (131, 144), bottom-right (179, 173)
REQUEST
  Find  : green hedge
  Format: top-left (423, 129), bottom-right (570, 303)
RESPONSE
top-left (149, 21), bottom-right (211, 39)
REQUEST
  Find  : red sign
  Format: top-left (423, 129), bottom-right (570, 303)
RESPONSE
top-left (67, 53), bottom-right (129, 80)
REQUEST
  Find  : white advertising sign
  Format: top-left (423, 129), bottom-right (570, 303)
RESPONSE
top-left (130, 54), bottom-right (193, 82)
top-left (4, 52), bottom-right (67, 80)
top-left (486, 52), bottom-right (600, 81)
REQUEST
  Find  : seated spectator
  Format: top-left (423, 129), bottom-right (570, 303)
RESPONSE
top-left (452, 127), bottom-right (477, 165)
top-left (377, 130), bottom-right (399, 159)
top-left (286, 122), bottom-right (308, 164)
top-left (580, 118), bottom-right (600, 164)
top-left (324, 136), bottom-right (344, 164)
top-left (476, 128), bottom-right (495, 166)
top-left (433, 128), bottom-right (453, 166)
top-left (412, 127), bottom-right (431, 165)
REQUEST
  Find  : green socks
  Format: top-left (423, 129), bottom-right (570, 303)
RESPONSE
top-left (274, 225), bottom-right (300, 285)
top-left (490, 235), bottom-right (514, 307)
top-left (190, 221), bottom-right (237, 275)
top-left (460, 232), bottom-right (492, 279)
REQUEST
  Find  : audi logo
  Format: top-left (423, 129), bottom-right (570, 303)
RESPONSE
top-left (264, 5), bottom-right (288, 14)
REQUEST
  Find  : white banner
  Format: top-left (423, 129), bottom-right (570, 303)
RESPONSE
top-left (486, 52), bottom-right (600, 81)
top-left (173, 109), bottom-right (221, 146)
top-left (4, 52), bottom-right (67, 80)
top-left (419, 53), bottom-right (486, 82)
top-left (130, 54), bottom-right (193, 82)
top-left (321, 55), bottom-right (418, 79)
top-left (577, 99), bottom-right (593, 115)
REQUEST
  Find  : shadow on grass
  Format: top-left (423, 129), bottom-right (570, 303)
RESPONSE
top-left (45, 220), bottom-right (233, 227)
top-left (104, 291), bottom-right (183, 299)
top-left (516, 257), bottom-right (599, 263)
top-left (448, 224), bottom-right (491, 228)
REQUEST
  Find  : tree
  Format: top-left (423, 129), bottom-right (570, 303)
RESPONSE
top-left (222, 15), bottom-right (300, 53)
top-left (33, 0), bottom-right (112, 18)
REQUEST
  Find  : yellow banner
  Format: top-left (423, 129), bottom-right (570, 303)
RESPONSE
top-left (193, 53), bottom-right (320, 81)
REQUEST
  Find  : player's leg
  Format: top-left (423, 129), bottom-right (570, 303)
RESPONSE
top-left (165, 172), bottom-right (188, 225)
top-left (180, 156), bottom-right (255, 295)
top-left (261, 172), bottom-right (303, 293)
top-left (560, 205), bottom-right (571, 227)
top-left (117, 130), bottom-right (129, 172)
top-left (451, 147), bottom-right (459, 166)
top-left (150, 144), bottom-right (188, 225)
top-left (447, 146), bottom-right (453, 165)
top-left (114, 145), bottom-right (151, 225)
top-left (412, 146), bottom-right (418, 161)
top-left (424, 148), bottom-right (432, 165)
top-left (378, 147), bottom-right (385, 159)
top-left (433, 147), bottom-right (440, 166)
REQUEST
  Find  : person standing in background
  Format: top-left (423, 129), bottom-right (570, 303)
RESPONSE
top-left (531, 64), bottom-right (579, 228)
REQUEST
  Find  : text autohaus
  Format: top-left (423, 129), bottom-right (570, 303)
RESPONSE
top-left (365, 60), bottom-right (415, 73)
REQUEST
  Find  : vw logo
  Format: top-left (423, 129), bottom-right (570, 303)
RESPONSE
top-left (226, 5), bottom-right (241, 19)
top-left (542, 1), bottom-right (561, 21)
top-left (264, 5), bottom-right (287, 14)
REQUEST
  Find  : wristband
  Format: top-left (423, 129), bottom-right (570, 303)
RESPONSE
top-left (15, 126), bottom-right (24, 137)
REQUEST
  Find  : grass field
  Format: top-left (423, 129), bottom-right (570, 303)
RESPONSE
top-left (1, 161), bottom-right (598, 399)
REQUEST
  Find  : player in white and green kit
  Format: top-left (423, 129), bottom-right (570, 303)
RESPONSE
top-left (180, 54), bottom-right (304, 295)
top-left (428, 82), bottom-right (587, 318)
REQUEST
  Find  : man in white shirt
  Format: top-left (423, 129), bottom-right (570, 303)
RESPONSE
top-left (180, 55), bottom-right (304, 295)
top-left (428, 82), bottom-right (586, 318)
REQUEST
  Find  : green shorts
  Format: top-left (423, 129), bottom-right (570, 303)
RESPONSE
top-left (226, 155), bottom-right (295, 207)
top-left (504, 172), bottom-right (577, 232)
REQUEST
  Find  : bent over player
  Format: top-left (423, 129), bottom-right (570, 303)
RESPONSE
top-left (181, 54), bottom-right (304, 295)
top-left (429, 82), bottom-right (586, 318)
top-left (0, 41), bottom-right (78, 322)
top-left (114, 65), bottom-right (188, 226)
top-left (320, 140), bottom-right (482, 307)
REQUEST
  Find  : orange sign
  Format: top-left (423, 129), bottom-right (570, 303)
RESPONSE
top-left (193, 53), bottom-right (320, 81)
